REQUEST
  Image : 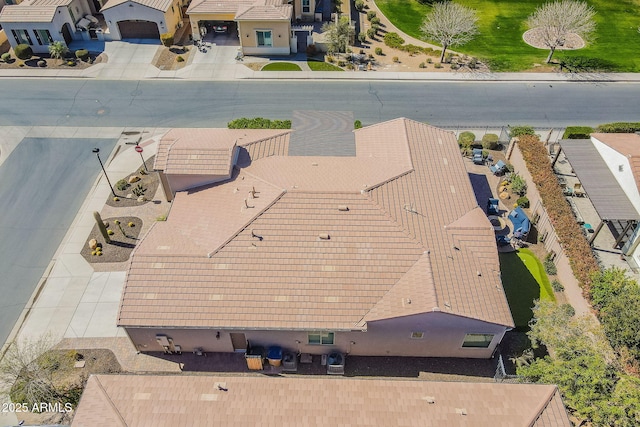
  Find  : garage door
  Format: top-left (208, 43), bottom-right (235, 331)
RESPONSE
top-left (118, 20), bottom-right (160, 39)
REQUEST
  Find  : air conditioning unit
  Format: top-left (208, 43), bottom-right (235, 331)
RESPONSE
top-left (156, 335), bottom-right (170, 347)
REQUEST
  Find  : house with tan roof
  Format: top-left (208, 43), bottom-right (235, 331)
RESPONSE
top-left (558, 133), bottom-right (640, 270)
top-left (71, 374), bottom-right (571, 426)
top-left (120, 114), bottom-right (514, 359)
top-left (100, 0), bottom-right (183, 41)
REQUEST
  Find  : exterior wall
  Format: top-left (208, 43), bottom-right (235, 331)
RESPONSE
top-left (591, 136), bottom-right (640, 214)
top-left (507, 140), bottom-right (587, 309)
top-left (166, 173), bottom-right (231, 193)
top-left (125, 312), bottom-right (508, 358)
top-left (163, 0), bottom-right (182, 34)
top-left (293, 0), bottom-right (315, 20)
top-left (238, 20), bottom-right (290, 55)
top-left (102, 2), bottom-right (166, 40)
top-left (1, 6), bottom-right (76, 54)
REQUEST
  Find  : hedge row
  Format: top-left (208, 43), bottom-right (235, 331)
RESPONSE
top-left (595, 122), bottom-right (640, 133)
top-left (383, 32), bottom-right (440, 57)
top-left (228, 117), bottom-right (291, 129)
top-left (562, 126), bottom-right (593, 139)
top-left (517, 134), bottom-right (600, 290)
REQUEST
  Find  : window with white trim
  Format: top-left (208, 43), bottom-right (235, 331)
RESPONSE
top-left (302, 0), bottom-right (310, 13)
top-left (410, 332), bottom-right (424, 339)
top-left (33, 29), bottom-right (53, 46)
top-left (308, 331), bottom-right (334, 345)
top-left (462, 333), bottom-right (494, 348)
top-left (256, 30), bottom-right (272, 47)
top-left (12, 29), bottom-right (32, 45)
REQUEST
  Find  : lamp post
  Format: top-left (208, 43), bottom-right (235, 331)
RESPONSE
top-left (93, 148), bottom-right (116, 197)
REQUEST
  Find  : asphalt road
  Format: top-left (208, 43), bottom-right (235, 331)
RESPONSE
top-left (0, 137), bottom-right (116, 346)
top-left (0, 79), bottom-right (639, 128)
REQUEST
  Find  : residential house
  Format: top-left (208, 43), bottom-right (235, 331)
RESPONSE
top-left (71, 374), bottom-right (571, 426)
top-left (119, 114), bottom-right (515, 359)
top-left (100, 0), bottom-right (183, 40)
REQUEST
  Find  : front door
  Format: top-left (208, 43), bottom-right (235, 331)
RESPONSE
top-left (230, 333), bottom-right (247, 352)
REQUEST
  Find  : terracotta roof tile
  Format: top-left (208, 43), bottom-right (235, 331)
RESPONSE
top-left (72, 375), bottom-right (571, 427)
top-left (591, 133), bottom-right (640, 195)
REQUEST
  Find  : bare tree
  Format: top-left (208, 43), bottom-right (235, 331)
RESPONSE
top-left (421, 2), bottom-right (479, 64)
top-left (527, 0), bottom-right (596, 63)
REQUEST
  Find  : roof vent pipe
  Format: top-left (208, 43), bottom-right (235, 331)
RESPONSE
top-left (338, 205), bottom-right (349, 211)
top-left (319, 233), bottom-right (330, 240)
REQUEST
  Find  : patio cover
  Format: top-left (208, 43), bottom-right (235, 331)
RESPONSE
top-left (559, 140), bottom-right (639, 221)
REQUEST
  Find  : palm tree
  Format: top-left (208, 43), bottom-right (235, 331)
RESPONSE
top-left (48, 41), bottom-right (68, 65)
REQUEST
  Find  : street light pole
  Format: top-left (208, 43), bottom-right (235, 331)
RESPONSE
top-left (93, 148), bottom-right (116, 197)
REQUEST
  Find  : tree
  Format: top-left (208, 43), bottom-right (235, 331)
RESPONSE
top-left (420, 1), bottom-right (478, 63)
top-left (48, 41), bottom-right (68, 64)
top-left (527, 0), bottom-right (596, 64)
top-left (321, 16), bottom-right (354, 54)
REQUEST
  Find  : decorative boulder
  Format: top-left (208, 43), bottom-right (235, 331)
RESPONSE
top-left (137, 196), bottom-right (146, 202)
top-left (88, 239), bottom-right (98, 250)
top-left (128, 175), bottom-right (141, 184)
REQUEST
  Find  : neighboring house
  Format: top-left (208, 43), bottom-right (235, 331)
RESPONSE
top-left (558, 133), bottom-right (640, 270)
top-left (119, 115), bottom-right (515, 359)
top-left (72, 374), bottom-right (572, 426)
top-left (186, 0), bottom-right (294, 55)
top-left (100, 0), bottom-right (183, 41)
top-left (0, 0), bottom-right (94, 53)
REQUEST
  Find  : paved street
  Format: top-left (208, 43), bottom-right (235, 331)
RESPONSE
top-left (0, 134), bottom-right (116, 346)
top-left (0, 80), bottom-right (639, 128)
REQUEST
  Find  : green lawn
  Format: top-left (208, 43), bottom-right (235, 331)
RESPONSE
top-left (500, 248), bottom-right (555, 330)
top-left (307, 60), bottom-right (345, 71)
top-left (261, 62), bottom-right (302, 71)
top-left (375, 0), bottom-right (640, 71)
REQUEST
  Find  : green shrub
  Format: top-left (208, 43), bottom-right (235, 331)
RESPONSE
top-left (374, 47), bottom-right (383, 55)
top-left (357, 32), bottom-right (366, 43)
top-left (355, 0), bottom-right (365, 11)
top-left (367, 28), bottom-right (377, 39)
top-left (354, 120), bottom-right (362, 129)
top-left (176, 55), bottom-right (184, 62)
top-left (132, 184), bottom-right (147, 197)
top-left (551, 279), bottom-right (564, 292)
top-left (509, 126), bottom-right (536, 138)
top-left (450, 63), bottom-right (459, 70)
top-left (543, 255), bottom-right (557, 276)
top-left (457, 131), bottom-right (475, 147)
top-left (418, 62), bottom-right (426, 68)
top-left (444, 52), bottom-right (453, 63)
top-left (116, 179), bottom-right (129, 191)
top-left (75, 49), bottom-right (89, 61)
top-left (66, 60), bottom-right (76, 66)
top-left (468, 57), bottom-right (478, 69)
top-left (14, 44), bottom-right (32, 60)
top-left (367, 10), bottom-right (376, 21)
top-left (596, 122), bottom-right (640, 133)
top-left (481, 133), bottom-right (500, 150)
top-left (370, 17), bottom-right (381, 26)
top-left (1, 52), bottom-right (11, 62)
top-left (160, 33), bottom-right (174, 47)
top-left (337, 60), bottom-right (346, 67)
top-left (228, 117), bottom-right (292, 129)
top-left (562, 126), bottom-right (593, 139)
top-left (392, 56), bottom-right (399, 63)
top-left (427, 58), bottom-right (432, 64)
top-left (383, 32), bottom-right (405, 49)
top-left (511, 173), bottom-right (527, 196)
top-left (434, 62), bottom-right (443, 69)
top-left (516, 196), bottom-right (530, 208)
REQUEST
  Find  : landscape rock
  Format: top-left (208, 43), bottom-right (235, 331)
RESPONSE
top-left (128, 175), bottom-right (141, 184)
top-left (88, 239), bottom-right (98, 250)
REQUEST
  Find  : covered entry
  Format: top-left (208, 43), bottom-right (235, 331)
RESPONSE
top-left (117, 20), bottom-right (160, 39)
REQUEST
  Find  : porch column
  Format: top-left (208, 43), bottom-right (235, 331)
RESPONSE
top-left (613, 220), bottom-right (636, 249)
top-left (589, 220), bottom-right (606, 246)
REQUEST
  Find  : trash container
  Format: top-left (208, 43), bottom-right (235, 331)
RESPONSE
top-left (267, 346), bottom-right (282, 367)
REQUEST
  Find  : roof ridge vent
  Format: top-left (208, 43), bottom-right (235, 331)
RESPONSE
top-left (319, 233), bottom-right (330, 240)
top-left (455, 408), bottom-right (467, 416)
top-left (423, 396), bottom-right (435, 404)
top-left (338, 205), bottom-right (349, 211)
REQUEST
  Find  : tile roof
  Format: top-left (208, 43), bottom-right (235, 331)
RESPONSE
top-left (187, 0), bottom-right (253, 15)
top-left (235, 0), bottom-right (292, 20)
top-left (289, 111), bottom-right (356, 156)
top-left (0, 5), bottom-right (59, 22)
top-left (101, 0), bottom-right (173, 12)
top-left (591, 133), bottom-right (640, 195)
top-left (119, 119), bottom-right (514, 330)
top-left (72, 375), bottom-right (571, 427)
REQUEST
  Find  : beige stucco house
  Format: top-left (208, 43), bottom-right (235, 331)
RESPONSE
top-left (100, 0), bottom-right (183, 40)
top-left (119, 115), bottom-right (515, 359)
top-left (71, 375), bottom-right (571, 426)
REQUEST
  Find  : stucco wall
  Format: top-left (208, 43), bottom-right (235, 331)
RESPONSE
top-left (1, 7), bottom-right (76, 54)
top-left (166, 173), bottom-right (231, 193)
top-left (102, 1), bottom-right (167, 40)
top-left (238, 20), bottom-right (290, 55)
top-left (125, 312), bottom-right (507, 358)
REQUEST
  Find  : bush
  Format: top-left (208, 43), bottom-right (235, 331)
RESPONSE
top-left (176, 56), bottom-right (184, 62)
top-left (392, 56), bottom-right (399, 63)
top-left (337, 60), bottom-right (346, 67)
top-left (14, 44), bottom-right (32, 60)
top-left (468, 57), bottom-right (478, 69)
top-left (543, 254), bottom-right (557, 276)
top-left (383, 32), bottom-right (405, 49)
top-left (374, 47), bottom-right (383, 56)
top-left (562, 126), bottom-right (593, 139)
top-left (160, 33), bottom-right (174, 47)
top-left (75, 49), bottom-right (89, 61)
top-left (370, 17), bottom-right (381, 26)
top-left (444, 52), bottom-right (453, 63)
top-left (354, 120), bottom-right (362, 129)
top-left (427, 58), bottom-right (432, 64)
top-left (457, 131), bottom-right (475, 147)
top-left (509, 126), bottom-right (535, 138)
top-left (116, 179), bottom-right (129, 191)
top-left (481, 133), bottom-right (500, 150)
top-left (357, 32), bottom-right (366, 43)
top-left (595, 122), bottom-right (640, 133)
top-left (516, 196), bottom-right (530, 208)
top-left (67, 60), bottom-right (76, 66)
top-left (1, 52), bottom-right (11, 62)
top-left (228, 117), bottom-right (292, 129)
top-left (367, 10), bottom-right (377, 21)
top-left (418, 62), bottom-right (426, 68)
top-left (326, 55), bottom-right (335, 63)
top-left (510, 173), bottom-right (527, 196)
top-left (551, 279), bottom-right (564, 292)
top-left (355, 0), bottom-right (365, 11)
top-left (367, 28), bottom-right (377, 39)
top-left (434, 62), bottom-right (443, 69)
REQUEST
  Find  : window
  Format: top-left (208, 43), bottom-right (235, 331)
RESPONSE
top-left (68, 7), bottom-right (76, 23)
top-left (302, 0), bottom-right (310, 13)
top-left (256, 30), bottom-right (272, 47)
top-left (308, 331), bottom-right (334, 345)
top-left (11, 29), bottom-right (32, 45)
top-left (410, 332), bottom-right (424, 339)
top-left (462, 333), bottom-right (494, 348)
top-left (33, 29), bottom-right (53, 46)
